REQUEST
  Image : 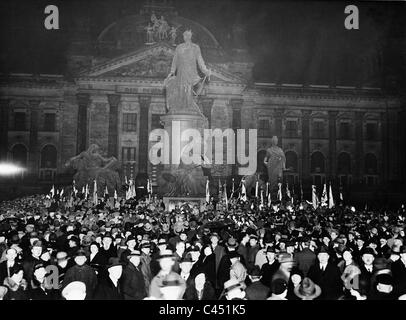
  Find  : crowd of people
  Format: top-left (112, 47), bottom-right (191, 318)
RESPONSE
top-left (0, 191), bottom-right (405, 300)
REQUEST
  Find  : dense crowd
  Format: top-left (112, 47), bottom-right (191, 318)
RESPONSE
top-left (0, 192), bottom-right (405, 300)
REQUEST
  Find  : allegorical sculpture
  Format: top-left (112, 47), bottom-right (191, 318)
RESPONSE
top-left (264, 136), bottom-right (286, 192)
top-left (65, 144), bottom-right (121, 193)
top-left (164, 29), bottom-right (211, 115)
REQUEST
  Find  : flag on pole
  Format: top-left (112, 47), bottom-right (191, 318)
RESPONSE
top-left (268, 189), bottom-right (272, 207)
top-left (50, 185), bottom-right (55, 198)
top-left (59, 189), bottom-right (64, 198)
top-left (72, 180), bottom-right (78, 197)
top-left (81, 186), bottom-right (85, 196)
top-left (114, 189), bottom-right (118, 201)
top-left (277, 183), bottom-right (282, 202)
top-left (286, 183), bottom-right (291, 200)
top-left (300, 181), bottom-right (304, 201)
top-left (261, 190), bottom-right (264, 206)
top-left (255, 180), bottom-right (259, 198)
top-left (328, 182), bottom-right (335, 209)
top-left (241, 179), bottom-right (247, 202)
top-left (339, 183), bottom-right (343, 202)
top-left (223, 182), bottom-right (228, 207)
top-left (104, 185), bottom-right (109, 201)
top-left (312, 185), bottom-right (319, 210)
top-left (232, 178), bottom-right (235, 197)
top-left (205, 179), bottom-right (210, 204)
top-left (93, 179), bottom-right (98, 205)
top-left (321, 184), bottom-right (328, 207)
top-left (266, 182), bottom-right (269, 197)
top-left (85, 184), bottom-right (89, 200)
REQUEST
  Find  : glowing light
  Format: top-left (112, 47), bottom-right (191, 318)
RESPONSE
top-left (0, 163), bottom-right (25, 176)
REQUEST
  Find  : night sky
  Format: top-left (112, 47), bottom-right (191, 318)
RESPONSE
top-left (0, 0), bottom-right (405, 91)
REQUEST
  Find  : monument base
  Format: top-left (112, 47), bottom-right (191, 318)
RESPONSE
top-left (157, 112), bottom-right (209, 197)
top-left (163, 197), bottom-right (206, 212)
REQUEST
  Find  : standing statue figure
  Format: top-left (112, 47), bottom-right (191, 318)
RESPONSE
top-left (264, 136), bottom-right (286, 192)
top-left (169, 26), bottom-right (178, 46)
top-left (158, 16), bottom-right (170, 40)
top-left (145, 23), bottom-right (155, 44)
top-left (164, 29), bottom-right (211, 115)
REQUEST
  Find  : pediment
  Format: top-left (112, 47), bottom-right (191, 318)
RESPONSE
top-left (79, 43), bottom-right (245, 84)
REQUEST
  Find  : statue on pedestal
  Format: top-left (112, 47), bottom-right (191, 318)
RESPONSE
top-left (264, 136), bottom-right (286, 192)
top-left (164, 29), bottom-right (211, 116)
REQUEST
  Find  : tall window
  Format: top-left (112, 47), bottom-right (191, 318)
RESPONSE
top-left (14, 112), bottom-right (26, 131)
top-left (122, 113), bottom-right (137, 132)
top-left (122, 147), bottom-right (136, 162)
top-left (285, 120), bottom-right (297, 137)
top-left (258, 119), bottom-right (271, 137)
top-left (311, 151), bottom-right (325, 173)
top-left (339, 122), bottom-right (351, 140)
top-left (43, 113), bottom-right (56, 131)
top-left (40, 145), bottom-right (57, 168)
top-left (312, 120), bottom-right (325, 138)
top-left (366, 123), bottom-right (378, 140)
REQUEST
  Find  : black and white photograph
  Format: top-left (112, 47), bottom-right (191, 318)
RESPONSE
top-left (0, 0), bottom-right (405, 309)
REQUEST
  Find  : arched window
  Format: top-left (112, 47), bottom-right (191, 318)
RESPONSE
top-left (311, 151), bottom-right (325, 173)
top-left (365, 153), bottom-right (378, 174)
top-left (11, 144), bottom-right (27, 166)
top-left (40, 145), bottom-right (57, 168)
top-left (337, 152), bottom-right (351, 174)
top-left (285, 151), bottom-right (298, 172)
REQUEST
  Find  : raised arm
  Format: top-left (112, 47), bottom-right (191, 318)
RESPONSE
top-left (196, 45), bottom-right (210, 76)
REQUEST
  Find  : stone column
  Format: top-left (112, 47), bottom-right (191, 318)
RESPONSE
top-left (301, 110), bottom-right (311, 194)
top-left (231, 99), bottom-right (242, 176)
top-left (137, 95), bottom-right (151, 176)
top-left (76, 93), bottom-right (90, 154)
top-left (274, 109), bottom-right (284, 145)
top-left (0, 99), bottom-right (9, 161)
top-left (28, 100), bottom-right (40, 177)
top-left (328, 111), bottom-right (338, 180)
top-left (107, 94), bottom-right (121, 158)
top-left (354, 111), bottom-right (365, 183)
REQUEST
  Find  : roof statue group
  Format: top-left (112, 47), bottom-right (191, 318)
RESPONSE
top-left (145, 12), bottom-right (179, 45)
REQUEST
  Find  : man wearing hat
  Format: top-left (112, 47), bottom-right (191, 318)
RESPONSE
top-left (267, 278), bottom-right (288, 300)
top-left (120, 250), bottom-right (147, 300)
top-left (245, 266), bottom-right (269, 300)
top-left (358, 247), bottom-right (377, 298)
top-left (260, 246), bottom-right (280, 288)
top-left (294, 277), bottom-right (321, 300)
top-left (391, 245), bottom-right (406, 297)
top-left (159, 273), bottom-right (185, 300)
top-left (94, 257), bottom-right (124, 300)
top-left (149, 249), bottom-right (186, 299)
top-left (62, 249), bottom-right (98, 299)
top-left (294, 238), bottom-right (317, 277)
top-left (139, 241), bottom-right (153, 296)
top-left (223, 278), bottom-right (246, 300)
top-left (307, 246), bottom-right (342, 300)
top-left (22, 240), bottom-right (43, 289)
top-left (369, 273), bottom-right (396, 300)
top-left (61, 281), bottom-right (86, 300)
top-left (246, 234), bottom-right (260, 272)
top-left (217, 237), bottom-right (244, 292)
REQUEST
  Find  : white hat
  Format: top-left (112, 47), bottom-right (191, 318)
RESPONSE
top-left (62, 281), bottom-right (86, 300)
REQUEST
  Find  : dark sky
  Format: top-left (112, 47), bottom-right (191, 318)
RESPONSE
top-left (0, 0), bottom-right (404, 91)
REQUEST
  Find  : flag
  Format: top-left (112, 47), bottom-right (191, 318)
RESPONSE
top-left (205, 179), bottom-right (210, 204)
top-left (50, 185), bottom-right (55, 198)
top-left (232, 178), bottom-right (235, 197)
top-left (255, 180), bottom-right (259, 198)
top-left (277, 183), bottom-right (282, 202)
top-left (81, 186), bottom-right (85, 196)
top-left (93, 179), bottom-right (98, 205)
top-left (328, 183), bottom-right (335, 209)
top-left (104, 185), bottom-right (109, 200)
top-left (223, 182), bottom-right (228, 207)
top-left (241, 179), bottom-right (247, 202)
top-left (59, 189), bottom-right (64, 198)
top-left (321, 184), bottom-right (328, 207)
top-left (312, 185), bottom-right (319, 210)
top-left (72, 180), bottom-right (78, 197)
top-left (339, 186), bottom-right (343, 202)
top-left (261, 190), bottom-right (264, 206)
top-left (268, 189), bottom-right (272, 207)
top-left (300, 181), bottom-right (304, 201)
top-left (114, 189), bottom-right (118, 201)
top-left (286, 183), bottom-right (291, 200)
top-left (266, 182), bottom-right (269, 197)
top-left (85, 184), bottom-right (89, 200)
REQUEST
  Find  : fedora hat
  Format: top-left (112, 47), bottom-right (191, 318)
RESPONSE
top-left (158, 249), bottom-right (175, 260)
top-left (107, 257), bottom-right (124, 269)
top-left (226, 237), bottom-right (238, 248)
top-left (294, 277), bottom-right (321, 300)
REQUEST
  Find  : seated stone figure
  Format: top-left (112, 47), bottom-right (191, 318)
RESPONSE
top-left (65, 144), bottom-right (121, 193)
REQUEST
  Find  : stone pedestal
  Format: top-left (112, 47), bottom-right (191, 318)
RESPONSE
top-left (157, 112), bottom-right (209, 197)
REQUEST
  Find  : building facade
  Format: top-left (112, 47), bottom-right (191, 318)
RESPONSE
top-left (0, 3), bottom-right (404, 200)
